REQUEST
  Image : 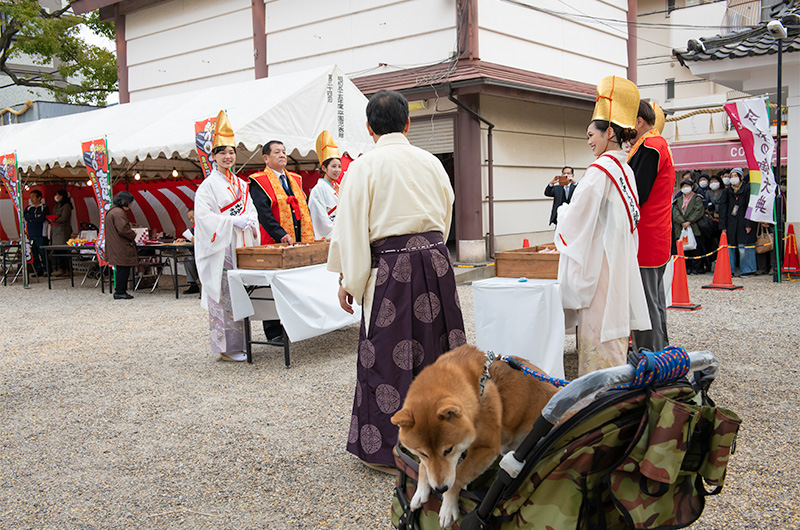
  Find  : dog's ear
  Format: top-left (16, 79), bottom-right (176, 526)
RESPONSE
top-left (437, 401), bottom-right (463, 420)
top-left (391, 408), bottom-right (415, 429)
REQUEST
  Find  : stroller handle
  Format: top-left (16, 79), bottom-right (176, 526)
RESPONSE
top-left (542, 350), bottom-right (718, 424)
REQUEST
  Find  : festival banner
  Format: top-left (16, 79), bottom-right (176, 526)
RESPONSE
top-left (723, 98), bottom-right (776, 224)
top-left (81, 138), bottom-right (112, 266)
top-left (194, 116), bottom-right (217, 178)
top-left (0, 152), bottom-right (32, 265)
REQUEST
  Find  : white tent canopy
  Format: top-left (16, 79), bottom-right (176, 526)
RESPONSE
top-left (0, 65), bottom-right (374, 172)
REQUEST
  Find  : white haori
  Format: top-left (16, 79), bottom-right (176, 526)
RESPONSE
top-left (194, 168), bottom-right (260, 307)
top-left (554, 150), bottom-right (651, 342)
top-left (307, 178), bottom-right (338, 239)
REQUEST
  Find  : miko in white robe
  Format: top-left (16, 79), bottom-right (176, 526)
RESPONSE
top-left (554, 150), bottom-right (651, 376)
top-left (307, 177), bottom-right (338, 239)
top-left (193, 168), bottom-right (260, 354)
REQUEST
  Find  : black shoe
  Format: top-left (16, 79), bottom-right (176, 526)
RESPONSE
top-left (114, 293), bottom-right (134, 300)
top-left (183, 283), bottom-right (200, 294)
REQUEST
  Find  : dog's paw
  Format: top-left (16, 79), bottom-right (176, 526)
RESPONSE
top-left (438, 491), bottom-right (460, 529)
top-left (409, 482), bottom-right (430, 511)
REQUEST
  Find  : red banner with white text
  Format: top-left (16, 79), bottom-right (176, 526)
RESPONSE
top-left (81, 139), bottom-right (113, 266)
top-left (195, 117), bottom-right (217, 179)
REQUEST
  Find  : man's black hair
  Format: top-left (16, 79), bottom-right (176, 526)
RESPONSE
top-left (262, 140), bottom-right (284, 156)
top-left (366, 90), bottom-right (409, 135)
top-left (30, 189), bottom-right (42, 198)
top-left (637, 100), bottom-right (656, 126)
top-left (561, 166), bottom-right (574, 174)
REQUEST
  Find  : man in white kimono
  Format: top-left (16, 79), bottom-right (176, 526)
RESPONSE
top-left (329, 90), bottom-right (465, 471)
top-left (193, 110), bottom-right (260, 362)
top-left (555, 76), bottom-right (651, 376)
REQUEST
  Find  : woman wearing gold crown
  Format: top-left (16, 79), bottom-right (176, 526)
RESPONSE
top-left (307, 130), bottom-right (342, 239)
top-left (554, 76), bottom-right (651, 376)
top-left (193, 110), bottom-right (261, 362)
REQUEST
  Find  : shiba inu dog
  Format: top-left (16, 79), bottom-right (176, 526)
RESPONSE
top-left (391, 345), bottom-right (558, 528)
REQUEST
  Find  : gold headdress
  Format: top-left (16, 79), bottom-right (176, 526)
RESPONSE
top-left (212, 110), bottom-right (235, 149)
top-left (591, 76), bottom-right (640, 130)
top-left (651, 102), bottom-right (666, 134)
top-left (316, 130), bottom-right (340, 166)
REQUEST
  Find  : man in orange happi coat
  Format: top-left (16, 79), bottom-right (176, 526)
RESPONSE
top-left (627, 101), bottom-right (674, 353)
top-left (249, 140), bottom-right (315, 344)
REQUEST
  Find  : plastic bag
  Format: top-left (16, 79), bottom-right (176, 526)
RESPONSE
top-left (681, 227), bottom-right (697, 251)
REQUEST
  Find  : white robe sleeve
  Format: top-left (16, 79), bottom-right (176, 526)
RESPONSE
top-left (327, 163), bottom-right (372, 303)
top-left (308, 181), bottom-right (336, 239)
top-left (554, 165), bottom-right (607, 311)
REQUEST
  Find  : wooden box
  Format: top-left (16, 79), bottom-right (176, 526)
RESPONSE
top-left (495, 244), bottom-right (560, 279)
top-left (236, 240), bottom-right (330, 270)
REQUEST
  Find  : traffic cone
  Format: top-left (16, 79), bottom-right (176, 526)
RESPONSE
top-left (522, 238), bottom-right (530, 248)
top-left (702, 232), bottom-right (743, 290)
top-left (781, 224), bottom-right (800, 273)
top-left (668, 242), bottom-right (701, 310)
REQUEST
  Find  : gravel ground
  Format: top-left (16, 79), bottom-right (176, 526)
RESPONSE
top-left (1, 272), bottom-right (798, 529)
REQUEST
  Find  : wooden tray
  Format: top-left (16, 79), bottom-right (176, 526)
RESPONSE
top-left (236, 240), bottom-right (330, 270)
top-left (495, 244), bottom-right (560, 279)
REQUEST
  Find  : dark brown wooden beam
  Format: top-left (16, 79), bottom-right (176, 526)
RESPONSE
top-left (252, 0), bottom-right (267, 78)
top-left (114, 5), bottom-right (129, 104)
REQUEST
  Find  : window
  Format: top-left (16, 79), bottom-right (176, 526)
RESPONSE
top-left (667, 0), bottom-right (677, 15)
top-left (666, 79), bottom-right (676, 100)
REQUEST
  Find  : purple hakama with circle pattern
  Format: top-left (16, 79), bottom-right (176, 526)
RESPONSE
top-left (347, 231), bottom-right (466, 466)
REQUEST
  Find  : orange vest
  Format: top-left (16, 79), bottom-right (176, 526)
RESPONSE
top-left (249, 168), bottom-right (315, 244)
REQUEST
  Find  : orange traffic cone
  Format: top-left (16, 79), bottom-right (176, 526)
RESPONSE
top-left (522, 238), bottom-right (530, 248)
top-left (668, 242), bottom-right (701, 311)
top-left (781, 224), bottom-right (800, 273)
top-left (702, 231), bottom-right (743, 290)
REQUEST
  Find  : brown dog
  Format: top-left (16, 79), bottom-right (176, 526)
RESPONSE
top-left (391, 345), bottom-right (558, 528)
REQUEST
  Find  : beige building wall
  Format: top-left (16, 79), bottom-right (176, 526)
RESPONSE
top-left (637, 0), bottom-right (739, 147)
top-left (478, 95), bottom-right (593, 252)
top-left (477, 0), bottom-right (630, 84)
top-left (265, 0), bottom-right (457, 77)
top-left (125, 0), bottom-right (254, 101)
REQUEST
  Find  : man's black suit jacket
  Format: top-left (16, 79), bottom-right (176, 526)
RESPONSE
top-left (544, 183), bottom-right (576, 225)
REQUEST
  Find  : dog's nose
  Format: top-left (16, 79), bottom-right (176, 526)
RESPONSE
top-left (434, 485), bottom-right (449, 494)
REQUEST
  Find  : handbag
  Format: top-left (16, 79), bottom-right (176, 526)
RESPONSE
top-left (680, 226), bottom-right (697, 251)
top-left (755, 225), bottom-right (774, 254)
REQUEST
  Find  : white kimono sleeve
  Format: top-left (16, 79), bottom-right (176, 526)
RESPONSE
top-left (193, 181), bottom-right (236, 306)
top-left (327, 163), bottom-right (372, 303)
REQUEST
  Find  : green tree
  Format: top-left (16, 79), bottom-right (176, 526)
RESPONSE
top-left (0, 1), bottom-right (117, 106)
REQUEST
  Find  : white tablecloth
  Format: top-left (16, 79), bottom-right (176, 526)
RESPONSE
top-left (472, 277), bottom-right (566, 379)
top-left (227, 265), bottom-right (361, 342)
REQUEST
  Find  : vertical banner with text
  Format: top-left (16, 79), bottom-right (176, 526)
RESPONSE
top-left (0, 153), bottom-right (32, 264)
top-left (723, 98), bottom-right (776, 224)
top-left (194, 116), bottom-right (217, 178)
top-left (82, 138), bottom-right (112, 266)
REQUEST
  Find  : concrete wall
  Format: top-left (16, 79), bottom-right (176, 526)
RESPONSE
top-left (478, 94), bottom-right (592, 251)
top-left (264, 0), bottom-right (457, 77)
top-left (477, 0), bottom-right (629, 85)
top-left (125, 0), bottom-right (254, 100)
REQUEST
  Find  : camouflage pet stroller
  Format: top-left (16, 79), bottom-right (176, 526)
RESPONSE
top-left (392, 348), bottom-right (741, 530)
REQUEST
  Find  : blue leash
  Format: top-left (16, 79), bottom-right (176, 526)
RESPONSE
top-left (500, 346), bottom-right (691, 390)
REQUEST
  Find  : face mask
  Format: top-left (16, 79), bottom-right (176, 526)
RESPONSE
top-left (709, 182), bottom-right (720, 191)
top-left (780, 185), bottom-right (787, 193)
top-left (722, 177), bottom-right (731, 185)
top-left (730, 177), bottom-right (741, 186)
top-left (699, 180), bottom-right (709, 188)
top-left (681, 187), bottom-right (692, 195)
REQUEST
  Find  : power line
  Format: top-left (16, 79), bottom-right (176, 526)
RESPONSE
top-left (501, 0), bottom-right (744, 31)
